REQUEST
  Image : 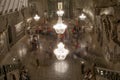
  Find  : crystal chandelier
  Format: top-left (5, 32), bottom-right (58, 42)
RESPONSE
top-left (53, 2), bottom-right (67, 34)
top-left (54, 42), bottom-right (69, 60)
top-left (53, 22), bottom-right (67, 34)
top-left (34, 14), bottom-right (40, 21)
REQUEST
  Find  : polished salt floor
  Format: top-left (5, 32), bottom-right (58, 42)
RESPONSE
top-left (1, 34), bottom-right (89, 80)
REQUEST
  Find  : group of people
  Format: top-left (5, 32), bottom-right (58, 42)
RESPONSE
top-left (19, 66), bottom-right (30, 80)
top-left (83, 69), bottom-right (93, 80)
top-left (82, 63), bottom-right (96, 80)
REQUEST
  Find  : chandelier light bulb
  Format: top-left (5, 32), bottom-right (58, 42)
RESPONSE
top-left (53, 22), bottom-right (67, 34)
top-left (79, 13), bottom-right (86, 20)
top-left (34, 14), bottom-right (40, 21)
top-left (57, 10), bottom-right (64, 17)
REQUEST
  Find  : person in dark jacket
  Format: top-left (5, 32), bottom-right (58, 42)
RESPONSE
top-left (81, 61), bottom-right (85, 74)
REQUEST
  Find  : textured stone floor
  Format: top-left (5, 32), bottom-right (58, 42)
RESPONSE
top-left (1, 34), bottom-right (89, 80)
top-left (1, 31), bottom-right (112, 80)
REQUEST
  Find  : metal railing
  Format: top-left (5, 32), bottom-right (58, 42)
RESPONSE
top-left (95, 67), bottom-right (120, 80)
top-left (0, 63), bottom-right (19, 76)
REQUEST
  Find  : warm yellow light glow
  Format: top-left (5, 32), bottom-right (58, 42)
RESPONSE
top-left (81, 61), bottom-right (84, 64)
top-left (58, 2), bottom-right (63, 10)
top-left (101, 71), bottom-right (104, 75)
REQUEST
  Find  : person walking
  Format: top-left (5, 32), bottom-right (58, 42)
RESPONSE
top-left (81, 62), bottom-right (85, 74)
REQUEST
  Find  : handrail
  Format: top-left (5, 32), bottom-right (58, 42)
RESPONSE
top-left (96, 67), bottom-right (120, 73)
top-left (0, 63), bottom-right (19, 76)
top-left (95, 67), bottom-right (120, 80)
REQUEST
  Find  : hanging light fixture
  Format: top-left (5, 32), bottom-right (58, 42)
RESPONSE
top-left (54, 42), bottom-right (69, 60)
top-left (53, 1), bottom-right (66, 34)
top-left (79, 13), bottom-right (86, 20)
top-left (53, 17), bottom-right (67, 34)
top-left (34, 14), bottom-right (40, 21)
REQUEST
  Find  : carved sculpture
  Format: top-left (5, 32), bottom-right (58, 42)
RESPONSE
top-left (112, 21), bottom-right (120, 46)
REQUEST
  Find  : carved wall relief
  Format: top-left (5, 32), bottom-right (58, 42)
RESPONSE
top-left (104, 46), bottom-right (111, 62)
top-left (0, 31), bottom-right (7, 54)
top-left (102, 16), bottom-right (111, 42)
top-left (117, 23), bottom-right (120, 42)
top-left (104, 44), bottom-right (120, 63)
top-left (100, 15), bottom-right (115, 47)
top-left (104, 46), bottom-right (114, 62)
top-left (112, 45), bottom-right (120, 62)
top-left (112, 22), bottom-right (120, 46)
top-left (97, 27), bottom-right (103, 46)
top-left (95, 16), bottom-right (103, 46)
